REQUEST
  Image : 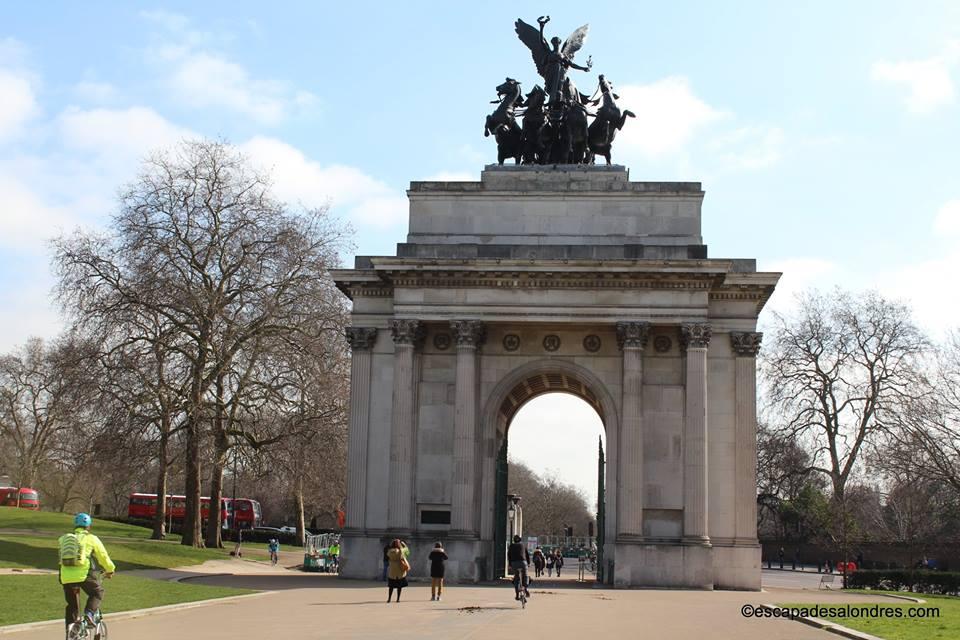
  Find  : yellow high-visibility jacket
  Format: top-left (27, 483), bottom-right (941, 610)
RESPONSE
top-left (58, 528), bottom-right (116, 584)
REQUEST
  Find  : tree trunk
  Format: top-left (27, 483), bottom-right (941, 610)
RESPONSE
top-left (295, 476), bottom-right (306, 547)
top-left (182, 357), bottom-right (206, 548)
top-left (152, 421), bottom-right (169, 540)
top-left (205, 427), bottom-right (229, 548)
top-left (182, 414), bottom-right (204, 547)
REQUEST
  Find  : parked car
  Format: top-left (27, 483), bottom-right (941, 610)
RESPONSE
top-left (244, 526), bottom-right (298, 545)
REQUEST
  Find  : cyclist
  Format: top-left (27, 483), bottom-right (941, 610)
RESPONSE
top-left (267, 538), bottom-right (280, 565)
top-left (507, 535), bottom-right (530, 601)
top-left (59, 513), bottom-right (115, 634)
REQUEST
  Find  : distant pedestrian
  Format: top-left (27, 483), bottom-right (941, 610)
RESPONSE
top-left (554, 549), bottom-right (564, 577)
top-left (386, 539), bottom-right (410, 603)
top-left (546, 552), bottom-right (555, 576)
top-left (532, 547), bottom-right (546, 578)
top-left (778, 546), bottom-right (784, 570)
top-left (856, 551), bottom-right (864, 569)
top-left (793, 548), bottom-right (799, 571)
top-left (429, 542), bottom-right (448, 601)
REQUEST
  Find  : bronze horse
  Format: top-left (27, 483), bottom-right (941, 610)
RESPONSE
top-left (484, 78), bottom-right (524, 165)
top-left (520, 85), bottom-right (547, 164)
top-left (587, 75), bottom-right (635, 165)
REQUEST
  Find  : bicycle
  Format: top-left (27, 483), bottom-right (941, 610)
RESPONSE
top-left (270, 550), bottom-right (279, 566)
top-left (66, 609), bottom-right (107, 640)
top-left (511, 564), bottom-right (530, 609)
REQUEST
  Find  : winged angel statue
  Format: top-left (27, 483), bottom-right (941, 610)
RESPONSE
top-left (514, 16), bottom-right (592, 106)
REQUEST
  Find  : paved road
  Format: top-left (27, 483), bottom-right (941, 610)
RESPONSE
top-left (5, 569), bottom-right (893, 640)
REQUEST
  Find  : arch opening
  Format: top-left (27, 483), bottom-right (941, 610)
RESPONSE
top-left (484, 359), bottom-right (618, 584)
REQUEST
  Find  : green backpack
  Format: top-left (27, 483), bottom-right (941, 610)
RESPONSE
top-left (58, 532), bottom-right (86, 567)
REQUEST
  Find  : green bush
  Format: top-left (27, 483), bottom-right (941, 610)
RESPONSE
top-left (847, 569), bottom-right (960, 595)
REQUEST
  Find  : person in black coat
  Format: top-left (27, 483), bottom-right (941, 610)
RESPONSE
top-left (429, 542), bottom-right (449, 601)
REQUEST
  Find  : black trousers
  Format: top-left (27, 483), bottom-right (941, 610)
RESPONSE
top-left (63, 572), bottom-right (104, 628)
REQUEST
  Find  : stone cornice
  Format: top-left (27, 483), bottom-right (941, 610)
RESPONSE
top-left (730, 331), bottom-right (763, 357)
top-left (345, 327), bottom-right (377, 352)
top-left (390, 319), bottom-right (426, 348)
top-left (616, 321), bottom-right (651, 350)
top-left (680, 323), bottom-right (712, 349)
top-left (450, 320), bottom-right (487, 348)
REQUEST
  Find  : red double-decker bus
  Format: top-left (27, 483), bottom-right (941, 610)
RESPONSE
top-left (0, 487), bottom-right (40, 509)
top-left (231, 498), bottom-right (262, 529)
top-left (127, 493), bottom-right (233, 528)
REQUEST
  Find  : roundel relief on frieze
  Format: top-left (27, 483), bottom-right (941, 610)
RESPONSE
top-left (503, 334), bottom-right (520, 351)
top-left (542, 335), bottom-right (561, 352)
top-left (433, 333), bottom-right (452, 350)
top-left (583, 335), bottom-right (601, 352)
top-left (654, 335), bottom-right (672, 353)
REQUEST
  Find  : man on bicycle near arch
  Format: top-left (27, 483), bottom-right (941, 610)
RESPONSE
top-left (59, 513), bottom-right (115, 633)
top-left (507, 535), bottom-right (531, 601)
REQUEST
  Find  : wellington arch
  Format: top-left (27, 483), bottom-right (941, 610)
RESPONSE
top-left (332, 166), bottom-right (779, 589)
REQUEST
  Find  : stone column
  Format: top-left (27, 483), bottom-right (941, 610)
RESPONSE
top-left (615, 321), bottom-right (650, 538)
top-left (681, 323), bottom-right (711, 543)
top-left (731, 332), bottom-right (762, 541)
top-left (450, 320), bottom-right (486, 535)
top-left (344, 327), bottom-right (378, 530)
top-left (388, 319), bottom-right (424, 531)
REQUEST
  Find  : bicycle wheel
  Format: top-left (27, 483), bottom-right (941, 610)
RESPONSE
top-left (520, 592), bottom-right (526, 609)
top-left (95, 620), bottom-right (108, 640)
top-left (66, 622), bottom-right (83, 640)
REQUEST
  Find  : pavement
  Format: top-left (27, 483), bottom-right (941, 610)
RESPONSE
top-left (1, 562), bottom-right (900, 640)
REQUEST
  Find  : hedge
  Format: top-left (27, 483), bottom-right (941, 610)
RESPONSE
top-left (847, 569), bottom-right (960, 595)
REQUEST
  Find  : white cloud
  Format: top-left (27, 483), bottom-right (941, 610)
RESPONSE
top-left (615, 76), bottom-right (726, 156)
top-left (933, 199), bottom-right (960, 236)
top-left (708, 125), bottom-right (784, 170)
top-left (73, 80), bottom-right (119, 104)
top-left (240, 136), bottom-right (407, 228)
top-left (871, 40), bottom-right (960, 114)
top-left (761, 257), bottom-right (843, 319)
top-left (143, 13), bottom-right (316, 125)
top-left (58, 106), bottom-right (194, 163)
top-left (0, 175), bottom-right (74, 248)
top-left (0, 68), bottom-right (37, 141)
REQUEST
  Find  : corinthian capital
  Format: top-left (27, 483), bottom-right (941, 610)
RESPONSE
top-left (616, 321), bottom-right (651, 350)
top-left (390, 319), bottom-right (425, 348)
top-left (345, 327), bottom-right (378, 352)
top-left (450, 320), bottom-right (487, 348)
top-left (680, 322), bottom-right (712, 349)
top-left (730, 331), bottom-right (763, 357)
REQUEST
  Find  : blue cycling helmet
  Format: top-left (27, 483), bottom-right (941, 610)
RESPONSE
top-left (74, 513), bottom-right (92, 528)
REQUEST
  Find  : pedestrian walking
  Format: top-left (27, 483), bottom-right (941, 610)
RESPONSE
top-left (386, 539), bottom-right (410, 603)
top-left (554, 549), bottom-right (564, 577)
top-left (546, 552), bottom-right (555, 577)
top-left (429, 542), bottom-right (448, 601)
top-left (778, 546), bottom-right (784, 570)
top-left (532, 547), bottom-right (546, 578)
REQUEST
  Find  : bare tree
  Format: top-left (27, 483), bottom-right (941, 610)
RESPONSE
top-left (761, 289), bottom-right (927, 501)
top-left (508, 460), bottom-right (593, 536)
top-left (0, 338), bottom-right (92, 496)
top-left (54, 139), bottom-right (351, 546)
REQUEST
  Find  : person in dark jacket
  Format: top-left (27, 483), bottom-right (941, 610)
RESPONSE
top-left (554, 549), bottom-right (564, 577)
top-left (429, 542), bottom-right (448, 601)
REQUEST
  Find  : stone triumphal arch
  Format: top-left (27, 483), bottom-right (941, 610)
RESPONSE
top-left (332, 166), bottom-right (778, 589)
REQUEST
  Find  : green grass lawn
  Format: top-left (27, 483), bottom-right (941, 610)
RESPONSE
top-left (779, 593), bottom-right (960, 640)
top-left (0, 535), bottom-right (235, 571)
top-left (0, 574), bottom-right (252, 627)
top-left (0, 507), bottom-right (164, 539)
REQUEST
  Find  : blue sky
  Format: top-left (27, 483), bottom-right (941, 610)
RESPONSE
top-left (2, 3), bottom-right (959, 495)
